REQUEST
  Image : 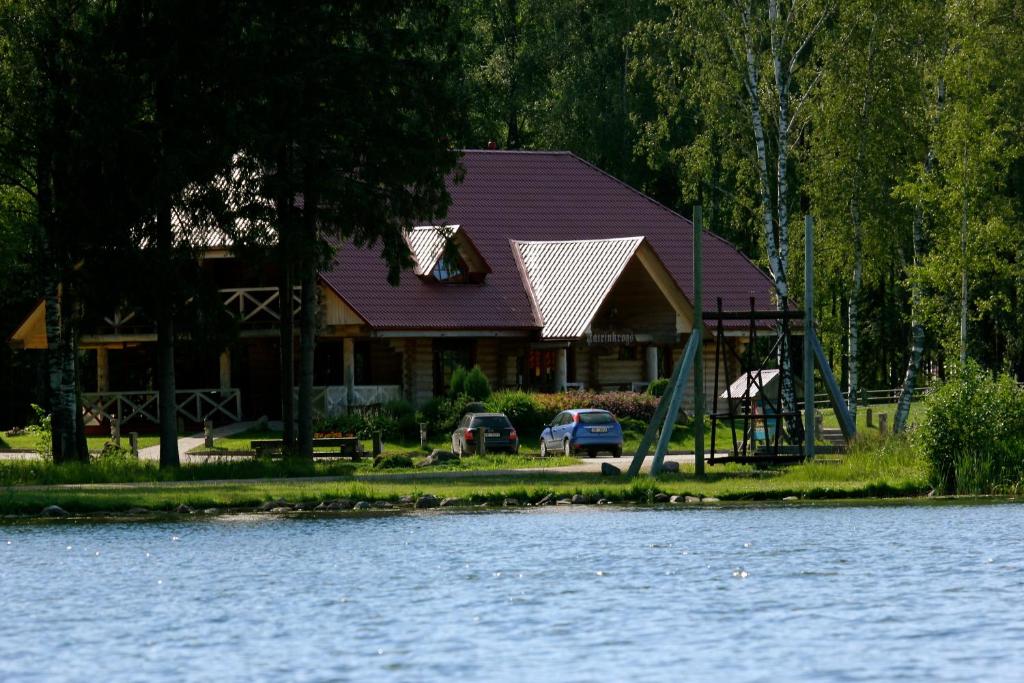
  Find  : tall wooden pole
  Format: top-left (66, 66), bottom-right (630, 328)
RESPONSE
top-left (804, 215), bottom-right (815, 461)
top-left (693, 206), bottom-right (705, 476)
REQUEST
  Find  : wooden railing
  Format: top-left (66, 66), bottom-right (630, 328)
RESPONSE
top-left (293, 385), bottom-right (403, 418)
top-left (220, 286), bottom-right (301, 325)
top-left (82, 389), bottom-right (242, 425)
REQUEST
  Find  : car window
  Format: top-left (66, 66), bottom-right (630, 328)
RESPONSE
top-left (470, 415), bottom-right (511, 428)
top-left (555, 412), bottom-right (567, 426)
top-left (459, 415), bottom-right (470, 428)
top-left (579, 411), bottom-right (614, 425)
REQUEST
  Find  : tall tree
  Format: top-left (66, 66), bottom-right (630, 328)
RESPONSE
top-left (239, 0), bottom-right (466, 457)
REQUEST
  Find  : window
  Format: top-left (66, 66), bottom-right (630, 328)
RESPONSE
top-left (470, 415), bottom-right (512, 429)
top-left (431, 255), bottom-right (464, 282)
top-left (433, 340), bottom-right (475, 395)
top-left (579, 411), bottom-right (614, 425)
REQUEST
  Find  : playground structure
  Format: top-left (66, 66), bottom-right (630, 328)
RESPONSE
top-left (627, 211), bottom-right (856, 477)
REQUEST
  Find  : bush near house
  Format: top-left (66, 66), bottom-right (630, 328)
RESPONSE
top-left (647, 378), bottom-right (670, 397)
top-left (917, 362), bottom-right (1024, 494)
top-left (314, 399), bottom-right (419, 441)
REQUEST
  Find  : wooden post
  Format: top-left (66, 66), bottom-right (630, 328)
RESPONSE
top-left (555, 347), bottom-right (568, 392)
top-left (110, 416), bottom-right (121, 447)
top-left (878, 412), bottom-right (888, 434)
top-left (372, 432), bottom-right (382, 456)
top-left (419, 422), bottom-right (428, 450)
top-left (627, 347), bottom-right (687, 477)
top-left (804, 215), bottom-right (815, 461)
top-left (475, 426), bottom-right (486, 455)
top-left (129, 432), bottom-right (139, 459)
top-left (219, 350), bottom-right (231, 390)
top-left (645, 345), bottom-right (659, 383)
top-left (866, 406), bottom-right (873, 428)
top-left (96, 348), bottom-right (109, 392)
top-left (343, 337), bottom-right (355, 412)
top-left (693, 205), bottom-right (705, 476)
top-left (652, 332), bottom-right (701, 475)
top-left (204, 419), bottom-right (214, 448)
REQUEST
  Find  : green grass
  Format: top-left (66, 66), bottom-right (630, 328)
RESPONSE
top-left (820, 401), bottom-right (922, 433)
top-left (0, 432), bottom-right (163, 453)
top-left (0, 434), bottom-right (932, 515)
top-left (200, 423), bottom-right (740, 458)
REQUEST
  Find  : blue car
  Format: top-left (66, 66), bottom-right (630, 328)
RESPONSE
top-left (540, 409), bottom-right (624, 458)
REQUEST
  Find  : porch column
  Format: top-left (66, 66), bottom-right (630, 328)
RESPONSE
top-left (343, 337), bottom-right (355, 408)
top-left (645, 345), bottom-right (659, 382)
top-left (555, 347), bottom-right (568, 392)
top-left (96, 348), bottom-right (109, 392)
top-left (219, 350), bottom-right (231, 390)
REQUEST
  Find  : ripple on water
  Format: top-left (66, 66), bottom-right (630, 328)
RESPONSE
top-left (1, 505), bottom-right (1024, 681)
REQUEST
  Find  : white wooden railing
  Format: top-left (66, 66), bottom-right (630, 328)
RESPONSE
top-left (293, 385), bottom-right (403, 418)
top-left (220, 286), bottom-right (301, 324)
top-left (82, 388), bottom-right (242, 425)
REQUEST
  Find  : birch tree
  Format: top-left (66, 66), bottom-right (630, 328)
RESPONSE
top-left (633, 0), bottom-right (833, 438)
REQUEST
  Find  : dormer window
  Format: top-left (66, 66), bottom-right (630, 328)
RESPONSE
top-left (406, 224), bottom-right (490, 284)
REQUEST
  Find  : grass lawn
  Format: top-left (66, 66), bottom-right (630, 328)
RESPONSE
top-left (0, 432), bottom-right (162, 453)
top-left (820, 401), bottom-right (923, 433)
top-left (0, 436), bottom-right (931, 515)
top-left (197, 422), bottom-right (742, 458)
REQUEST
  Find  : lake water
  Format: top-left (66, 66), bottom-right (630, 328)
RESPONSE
top-left (3, 503), bottom-right (1023, 682)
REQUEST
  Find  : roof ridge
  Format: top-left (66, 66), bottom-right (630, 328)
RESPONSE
top-left (461, 149), bottom-right (571, 155)
top-left (511, 235), bottom-right (644, 246)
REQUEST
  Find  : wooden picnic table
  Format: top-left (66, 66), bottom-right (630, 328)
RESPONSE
top-left (250, 437), bottom-right (361, 460)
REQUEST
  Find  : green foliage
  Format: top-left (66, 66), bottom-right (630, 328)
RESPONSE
top-left (372, 453), bottom-right (414, 470)
top-left (486, 390), bottom-right (544, 435)
top-left (28, 404), bottom-right (51, 461)
top-left (449, 366), bottom-right (468, 397)
top-left (646, 378), bottom-right (669, 397)
top-left (314, 400), bottom-right (419, 441)
top-left (917, 362), bottom-right (1024, 494)
top-left (463, 366), bottom-right (492, 400)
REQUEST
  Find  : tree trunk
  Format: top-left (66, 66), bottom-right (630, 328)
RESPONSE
top-left (848, 200), bottom-right (863, 420)
top-left (59, 288), bottom-right (85, 462)
top-left (297, 253), bottom-right (316, 459)
top-left (44, 278), bottom-right (66, 462)
top-left (278, 236), bottom-right (295, 447)
top-left (959, 164), bottom-right (968, 365)
top-left (156, 199), bottom-right (180, 469)
top-left (894, 77), bottom-right (944, 432)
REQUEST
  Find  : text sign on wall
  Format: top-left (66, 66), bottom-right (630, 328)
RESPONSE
top-left (586, 331), bottom-right (636, 346)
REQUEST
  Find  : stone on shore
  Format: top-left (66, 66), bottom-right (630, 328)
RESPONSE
top-left (669, 495), bottom-right (686, 504)
top-left (352, 501), bottom-right (372, 510)
top-left (175, 504), bottom-right (194, 514)
top-left (415, 494), bottom-right (441, 509)
top-left (439, 497), bottom-right (463, 507)
top-left (653, 493), bottom-right (671, 503)
top-left (782, 496), bottom-right (799, 501)
top-left (702, 497), bottom-right (721, 503)
top-left (601, 462), bottom-right (621, 476)
top-left (571, 494), bottom-right (589, 504)
top-left (327, 499), bottom-right (354, 510)
top-left (536, 494), bottom-right (555, 506)
top-left (503, 498), bottom-right (521, 507)
top-left (41, 505), bottom-right (69, 517)
top-left (257, 499), bottom-right (290, 512)
top-left (661, 461), bottom-right (680, 473)
top-left (556, 498), bottom-right (573, 505)
top-left (684, 495), bottom-right (701, 503)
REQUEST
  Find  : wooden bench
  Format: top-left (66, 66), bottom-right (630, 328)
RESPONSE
top-left (250, 437), bottom-right (361, 460)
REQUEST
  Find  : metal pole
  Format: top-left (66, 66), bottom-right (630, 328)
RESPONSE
top-left (693, 206), bottom-right (705, 476)
top-left (651, 333), bottom-right (701, 475)
top-left (804, 215), bottom-right (815, 461)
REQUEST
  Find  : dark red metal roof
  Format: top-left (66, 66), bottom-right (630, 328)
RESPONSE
top-left (319, 150), bottom-right (774, 332)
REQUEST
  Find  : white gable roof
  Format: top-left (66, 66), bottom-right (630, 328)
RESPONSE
top-left (406, 225), bottom-right (461, 276)
top-left (512, 236), bottom-right (645, 339)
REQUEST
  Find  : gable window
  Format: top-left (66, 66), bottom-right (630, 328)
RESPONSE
top-left (431, 254), bottom-right (465, 282)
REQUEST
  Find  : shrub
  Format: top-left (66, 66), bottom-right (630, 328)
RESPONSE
top-left (417, 394), bottom-right (478, 437)
top-left (28, 404), bottom-right (51, 461)
top-left (449, 366), bottom-right (468, 397)
top-left (647, 378), bottom-right (670, 397)
top-left (464, 365), bottom-right (492, 401)
top-left (486, 390), bottom-right (543, 435)
top-left (917, 362), bottom-right (1024, 494)
top-left (373, 453), bottom-right (414, 469)
top-left (531, 391), bottom-right (662, 422)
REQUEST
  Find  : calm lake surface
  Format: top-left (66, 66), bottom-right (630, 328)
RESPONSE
top-left (3, 503), bottom-right (1023, 682)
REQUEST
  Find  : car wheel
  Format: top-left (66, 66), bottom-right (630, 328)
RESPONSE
top-left (540, 441), bottom-right (548, 457)
top-left (611, 446), bottom-right (622, 458)
top-left (587, 449), bottom-right (596, 458)
top-left (563, 439), bottom-right (572, 457)
top-left (453, 437), bottom-right (462, 456)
